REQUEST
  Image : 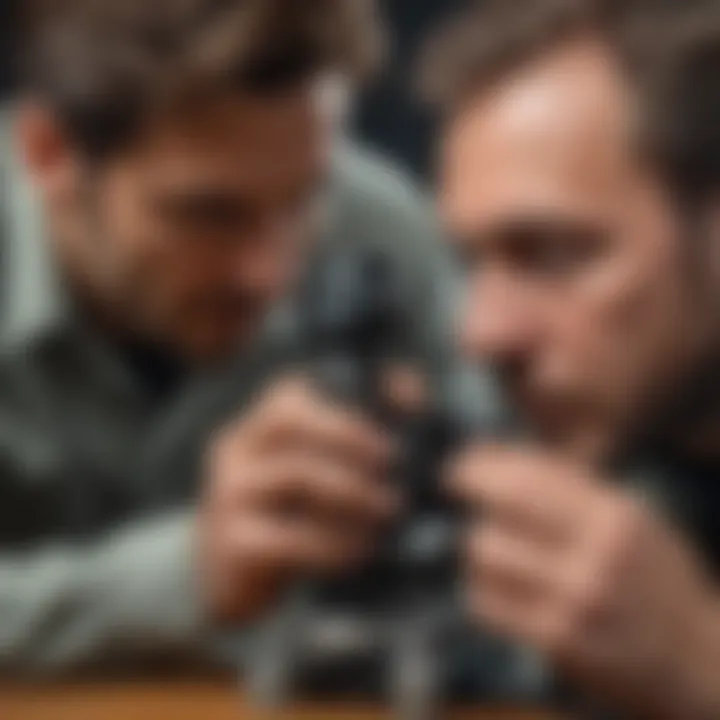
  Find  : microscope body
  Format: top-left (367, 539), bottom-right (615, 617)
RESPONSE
top-left (248, 246), bottom-right (484, 718)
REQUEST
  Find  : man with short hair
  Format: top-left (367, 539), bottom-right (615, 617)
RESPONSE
top-left (0, 0), bottom-right (457, 675)
top-left (423, 0), bottom-right (720, 716)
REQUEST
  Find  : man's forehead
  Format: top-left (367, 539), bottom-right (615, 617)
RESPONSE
top-left (121, 77), bottom-right (346, 160)
top-left (441, 40), bottom-right (636, 233)
top-left (107, 93), bottom-right (336, 195)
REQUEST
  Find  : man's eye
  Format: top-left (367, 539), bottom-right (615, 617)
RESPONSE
top-left (510, 229), bottom-right (606, 276)
top-left (155, 197), bottom-right (254, 238)
top-left (179, 203), bottom-right (243, 229)
top-left (529, 240), bottom-right (589, 271)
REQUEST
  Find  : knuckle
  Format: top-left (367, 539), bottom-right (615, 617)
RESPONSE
top-left (319, 467), bottom-right (350, 502)
top-left (265, 378), bottom-right (312, 419)
top-left (562, 568), bottom-right (608, 631)
top-left (540, 602), bottom-right (580, 659)
top-left (545, 615), bottom-right (576, 659)
top-left (603, 495), bottom-right (649, 560)
top-left (207, 433), bottom-right (237, 486)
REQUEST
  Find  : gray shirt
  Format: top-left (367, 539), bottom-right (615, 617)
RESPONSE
top-left (0, 117), bottom-right (468, 676)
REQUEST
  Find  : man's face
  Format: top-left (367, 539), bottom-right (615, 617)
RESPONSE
top-left (441, 42), bottom-right (710, 462)
top-left (26, 87), bottom-right (334, 361)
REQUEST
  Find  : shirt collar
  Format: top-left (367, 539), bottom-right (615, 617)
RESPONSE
top-left (1, 109), bottom-right (70, 350)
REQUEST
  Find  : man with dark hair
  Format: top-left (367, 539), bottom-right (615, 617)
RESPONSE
top-left (422, 0), bottom-right (720, 716)
top-left (0, 0), bottom-right (458, 674)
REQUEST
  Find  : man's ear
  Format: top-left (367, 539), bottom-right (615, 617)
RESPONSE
top-left (16, 102), bottom-right (81, 195)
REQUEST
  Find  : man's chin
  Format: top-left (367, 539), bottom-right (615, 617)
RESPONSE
top-left (514, 398), bottom-right (611, 464)
top-left (181, 320), bottom-right (262, 365)
top-left (533, 423), bottom-right (615, 465)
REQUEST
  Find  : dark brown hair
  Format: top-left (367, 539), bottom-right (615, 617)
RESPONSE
top-left (22, 0), bottom-right (382, 159)
top-left (420, 0), bottom-right (720, 203)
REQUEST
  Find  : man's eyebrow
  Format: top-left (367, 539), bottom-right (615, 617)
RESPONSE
top-left (459, 214), bottom-right (612, 241)
top-left (151, 190), bottom-right (257, 227)
top-left (155, 185), bottom-right (244, 201)
top-left (152, 188), bottom-right (255, 214)
top-left (450, 215), bottom-right (614, 261)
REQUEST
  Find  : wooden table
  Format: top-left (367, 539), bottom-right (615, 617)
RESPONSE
top-left (1, 682), bottom-right (564, 720)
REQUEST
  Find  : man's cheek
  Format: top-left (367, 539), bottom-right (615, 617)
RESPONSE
top-left (564, 415), bottom-right (620, 464)
top-left (535, 350), bottom-right (617, 447)
top-left (566, 357), bottom-right (639, 459)
top-left (532, 333), bottom-right (600, 403)
top-left (590, 323), bottom-right (662, 423)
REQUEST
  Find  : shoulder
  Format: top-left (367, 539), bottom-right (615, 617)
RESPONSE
top-left (325, 141), bottom-right (454, 313)
top-left (328, 141), bottom-right (442, 253)
top-left (332, 141), bottom-right (431, 212)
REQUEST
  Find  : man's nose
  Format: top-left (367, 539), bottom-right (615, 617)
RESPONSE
top-left (230, 220), bottom-right (297, 295)
top-left (460, 275), bottom-right (535, 363)
top-left (228, 245), bottom-right (287, 301)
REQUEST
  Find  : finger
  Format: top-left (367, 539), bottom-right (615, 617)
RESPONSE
top-left (234, 455), bottom-right (401, 522)
top-left (468, 581), bottom-right (546, 646)
top-left (233, 514), bottom-right (374, 573)
top-left (449, 445), bottom-right (587, 503)
top-left (223, 375), bottom-right (311, 437)
top-left (466, 522), bottom-right (559, 598)
top-left (293, 406), bottom-right (395, 470)
top-left (468, 573), bottom-right (570, 656)
top-left (468, 568), bottom-right (613, 670)
top-left (448, 446), bottom-right (591, 538)
top-left (380, 363), bottom-right (429, 418)
top-left (254, 381), bottom-right (395, 469)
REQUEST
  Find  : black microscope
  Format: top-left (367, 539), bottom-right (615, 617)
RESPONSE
top-left (246, 245), bottom-right (544, 719)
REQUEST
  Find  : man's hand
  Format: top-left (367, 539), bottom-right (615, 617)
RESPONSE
top-left (199, 377), bottom-right (398, 625)
top-left (449, 445), bottom-right (720, 719)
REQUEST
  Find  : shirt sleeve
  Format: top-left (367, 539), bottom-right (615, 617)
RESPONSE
top-left (0, 510), bottom-right (208, 676)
